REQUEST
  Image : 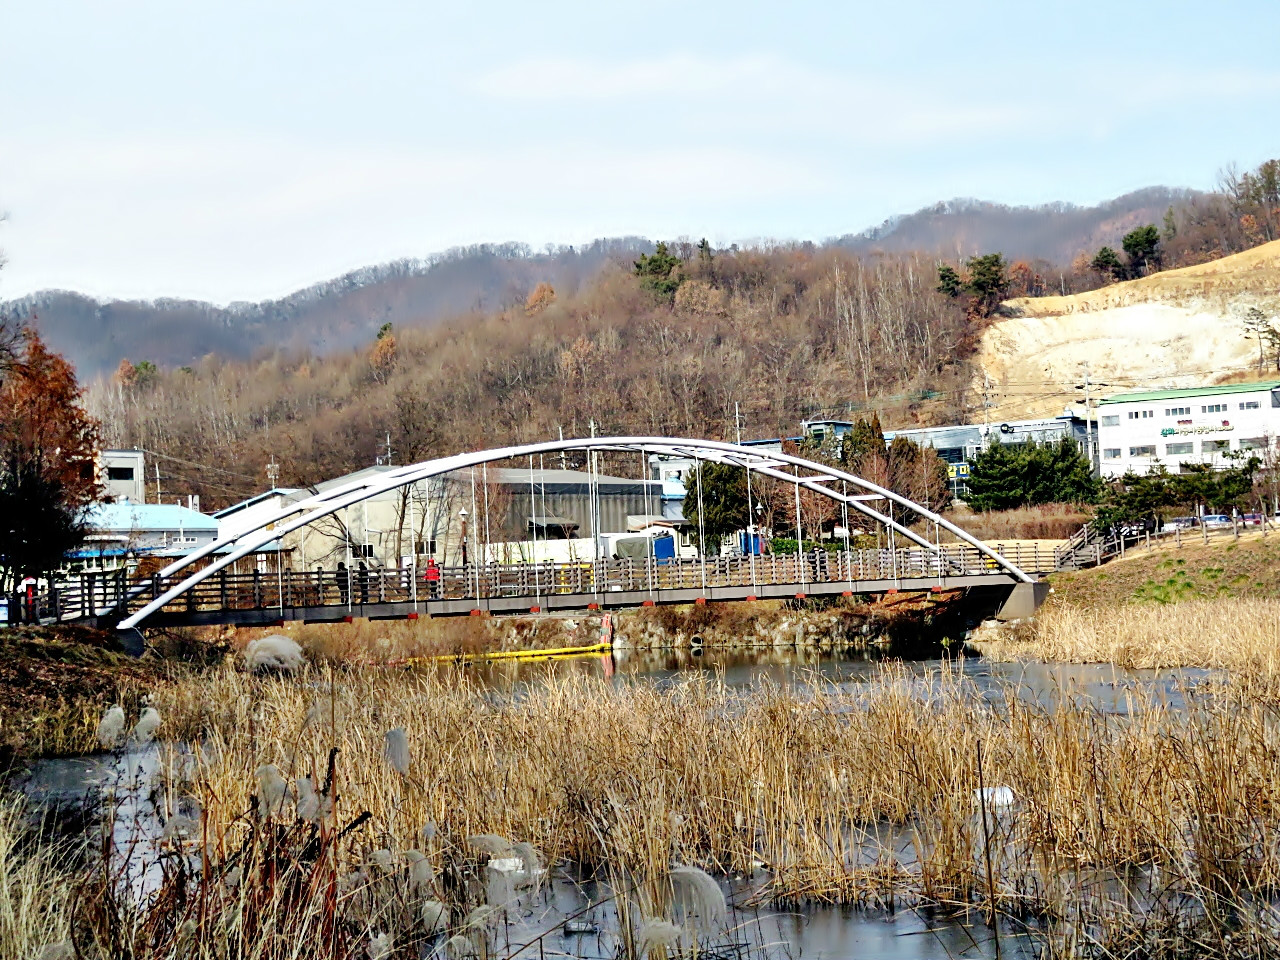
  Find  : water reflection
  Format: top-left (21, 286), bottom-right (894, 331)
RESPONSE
top-left (491, 871), bottom-right (1038, 960)
top-left (454, 644), bottom-right (1211, 715)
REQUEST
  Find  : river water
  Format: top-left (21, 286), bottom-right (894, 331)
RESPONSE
top-left (466, 644), bottom-right (1210, 715)
top-left (14, 648), bottom-right (1212, 960)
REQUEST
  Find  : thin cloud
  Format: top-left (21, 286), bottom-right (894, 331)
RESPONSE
top-left (473, 53), bottom-right (787, 100)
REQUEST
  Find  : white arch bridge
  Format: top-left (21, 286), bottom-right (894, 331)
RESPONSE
top-left (58, 438), bottom-right (1051, 631)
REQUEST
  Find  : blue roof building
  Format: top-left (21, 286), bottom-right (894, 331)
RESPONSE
top-left (69, 502), bottom-right (220, 564)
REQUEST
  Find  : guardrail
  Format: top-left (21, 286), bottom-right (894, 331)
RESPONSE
top-left (1055, 515), bottom-right (1278, 571)
top-left (11, 542), bottom-right (1054, 626)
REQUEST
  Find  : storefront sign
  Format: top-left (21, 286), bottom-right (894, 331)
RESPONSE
top-left (1161, 423), bottom-right (1233, 436)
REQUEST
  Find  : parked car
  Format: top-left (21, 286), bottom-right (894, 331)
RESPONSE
top-left (1161, 516), bottom-right (1200, 532)
top-left (1242, 513), bottom-right (1265, 526)
top-left (1201, 514), bottom-right (1232, 529)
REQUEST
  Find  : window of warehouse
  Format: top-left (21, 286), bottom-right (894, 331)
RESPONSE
top-left (1202, 440), bottom-right (1230, 453)
top-left (1103, 448), bottom-right (1121, 459)
top-left (1240, 437), bottom-right (1270, 450)
top-left (1165, 442), bottom-right (1193, 455)
top-left (1100, 415), bottom-right (1119, 427)
top-left (1129, 445), bottom-right (1156, 457)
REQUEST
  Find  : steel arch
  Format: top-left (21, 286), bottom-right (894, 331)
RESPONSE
top-left (117, 437), bottom-right (1031, 629)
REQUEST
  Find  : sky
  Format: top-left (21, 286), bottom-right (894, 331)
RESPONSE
top-left (1, 0), bottom-right (1278, 304)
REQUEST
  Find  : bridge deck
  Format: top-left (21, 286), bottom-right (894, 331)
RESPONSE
top-left (146, 573), bottom-right (1026, 627)
top-left (27, 544), bottom-right (1053, 629)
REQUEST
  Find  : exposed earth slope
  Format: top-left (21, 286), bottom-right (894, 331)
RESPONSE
top-left (975, 240), bottom-right (1280, 420)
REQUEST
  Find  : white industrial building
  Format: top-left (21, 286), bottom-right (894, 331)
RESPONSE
top-left (1097, 381), bottom-right (1280, 478)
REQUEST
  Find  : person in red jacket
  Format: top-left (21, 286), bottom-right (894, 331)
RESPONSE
top-left (423, 556), bottom-right (441, 599)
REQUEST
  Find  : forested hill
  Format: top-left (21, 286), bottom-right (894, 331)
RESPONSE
top-left (840, 187), bottom-right (1200, 264)
top-left (1, 186), bottom-right (1203, 379)
top-left (2, 239), bottom-right (648, 379)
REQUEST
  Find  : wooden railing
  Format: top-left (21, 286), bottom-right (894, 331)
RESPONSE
top-left (1054, 515), bottom-right (1279, 571)
top-left (7, 543), bottom-right (1055, 626)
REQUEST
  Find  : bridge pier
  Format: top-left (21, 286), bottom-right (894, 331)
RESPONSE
top-left (994, 580), bottom-right (1050, 621)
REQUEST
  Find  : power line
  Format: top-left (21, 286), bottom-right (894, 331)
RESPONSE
top-left (139, 447), bottom-right (262, 483)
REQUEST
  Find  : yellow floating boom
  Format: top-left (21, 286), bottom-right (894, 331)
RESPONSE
top-left (409, 641), bottom-right (613, 665)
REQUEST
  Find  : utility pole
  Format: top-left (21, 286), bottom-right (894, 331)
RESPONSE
top-left (982, 373), bottom-right (993, 438)
top-left (1082, 361), bottom-right (1095, 475)
top-left (155, 464), bottom-right (162, 504)
top-left (384, 432), bottom-right (393, 467)
top-left (266, 456), bottom-right (280, 490)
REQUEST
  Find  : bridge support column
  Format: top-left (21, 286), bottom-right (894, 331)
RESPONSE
top-left (995, 580), bottom-right (1050, 621)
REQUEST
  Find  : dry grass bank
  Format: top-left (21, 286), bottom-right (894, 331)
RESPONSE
top-left (977, 599), bottom-right (1280, 679)
top-left (946, 503), bottom-right (1091, 542)
top-left (0, 626), bottom-right (195, 763)
top-left (974, 533), bottom-right (1280, 679)
top-left (1048, 532), bottom-right (1280, 610)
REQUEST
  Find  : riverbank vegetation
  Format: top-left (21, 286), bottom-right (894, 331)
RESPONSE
top-left (978, 598), bottom-right (1280, 679)
top-left (38, 660), bottom-right (1273, 958)
top-left (975, 532), bottom-right (1280, 680)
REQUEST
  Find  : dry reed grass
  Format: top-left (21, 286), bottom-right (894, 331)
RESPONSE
top-left (944, 503), bottom-right (1092, 542)
top-left (978, 598), bottom-right (1280, 683)
top-left (0, 797), bottom-right (77, 958)
top-left (146, 660), bottom-right (1280, 933)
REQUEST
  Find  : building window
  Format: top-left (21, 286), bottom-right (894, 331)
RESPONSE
top-left (415, 538), bottom-right (437, 556)
top-left (1239, 437), bottom-right (1270, 450)
top-left (1165, 406), bottom-right (1190, 416)
top-left (354, 544), bottom-right (375, 558)
top-left (1165, 442), bottom-right (1194, 456)
top-left (107, 466), bottom-right (135, 481)
top-left (1103, 448), bottom-right (1121, 460)
top-left (1202, 440), bottom-right (1230, 453)
top-left (1129, 445), bottom-right (1156, 457)
top-left (1127, 410), bottom-right (1154, 420)
top-left (1100, 415), bottom-right (1119, 427)
top-left (1240, 400), bottom-right (1261, 410)
top-left (1202, 403), bottom-right (1227, 413)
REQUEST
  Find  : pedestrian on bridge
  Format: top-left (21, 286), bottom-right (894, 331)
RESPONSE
top-left (423, 556), bottom-right (441, 599)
